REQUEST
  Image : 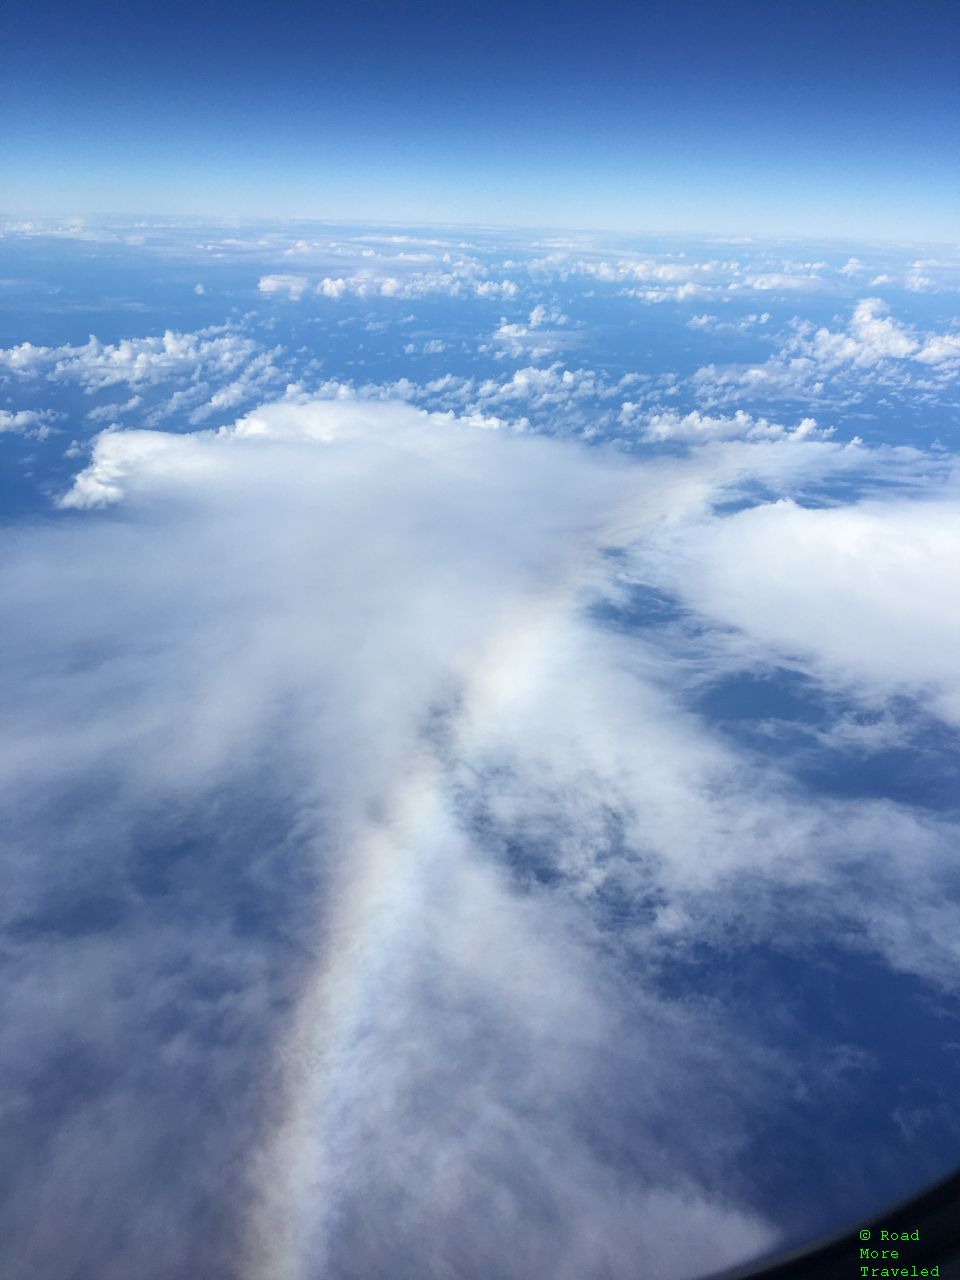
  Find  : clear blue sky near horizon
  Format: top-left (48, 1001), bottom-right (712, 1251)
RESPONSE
top-left (3, 1), bottom-right (958, 244)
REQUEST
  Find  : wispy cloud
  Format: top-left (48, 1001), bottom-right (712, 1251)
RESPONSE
top-left (4, 392), bottom-right (959, 1278)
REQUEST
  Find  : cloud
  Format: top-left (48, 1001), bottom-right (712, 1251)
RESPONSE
top-left (7, 396), bottom-right (810, 1279)
top-left (692, 298), bottom-right (960, 405)
top-left (630, 487), bottom-right (960, 727)
top-left (4, 397), bottom-right (960, 1277)
top-left (622, 282), bottom-right (714, 303)
top-left (687, 312), bottom-right (770, 332)
top-left (259, 273), bottom-right (311, 299)
top-left (527, 252), bottom-right (840, 301)
top-left (0, 325), bottom-right (292, 432)
top-left (317, 276), bottom-right (349, 298)
top-left (85, 395), bottom-right (143, 423)
top-left (402, 338), bottom-right (447, 356)
top-left (0, 325), bottom-right (260, 393)
top-left (487, 317), bottom-right (568, 360)
top-left (801, 298), bottom-right (919, 365)
top-left (259, 268), bottom-right (522, 303)
top-left (839, 258), bottom-right (866, 277)
top-left (622, 406), bottom-right (832, 443)
top-left (741, 273), bottom-right (823, 291)
top-left (474, 278), bottom-right (519, 299)
top-left (566, 256), bottom-right (739, 288)
top-left (527, 302), bottom-right (568, 328)
top-left (0, 407), bottom-right (59, 436)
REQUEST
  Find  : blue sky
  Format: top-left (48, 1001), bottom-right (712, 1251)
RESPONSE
top-left (3, 0), bottom-right (958, 239)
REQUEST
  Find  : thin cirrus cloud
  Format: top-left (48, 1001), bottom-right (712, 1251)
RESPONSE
top-left (2, 392), bottom-right (960, 1278)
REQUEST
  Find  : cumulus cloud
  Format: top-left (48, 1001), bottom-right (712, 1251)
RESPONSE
top-left (487, 316), bottom-right (569, 360)
top-left (741, 272), bottom-right (823, 291)
top-left (527, 302), bottom-right (568, 327)
top-left (630, 488), bottom-right (960, 727)
top-left (692, 298), bottom-right (960, 405)
top-left (0, 325), bottom-right (260, 392)
top-left (622, 282), bottom-right (713, 303)
top-left (259, 273), bottom-right (311, 300)
top-left (402, 338), bottom-right (447, 356)
top-left (0, 407), bottom-right (59, 436)
top-left (0, 325), bottom-right (294, 433)
top-left (801, 298), bottom-right (919, 365)
top-left (687, 312), bottom-right (770, 332)
top-left (528, 252), bottom-right (840, 301)
top-left (622, 406), bottom-right (832, 443)
top-left (85, 395), bottom-right (143, 423)
top-left (258, 268), bottom-right (521, 303)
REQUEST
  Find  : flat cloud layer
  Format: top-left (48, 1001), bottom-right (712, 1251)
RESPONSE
top-left (2, 397), bottom-right (960, 1280)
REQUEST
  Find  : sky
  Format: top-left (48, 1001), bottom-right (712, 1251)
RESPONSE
top-left (3, 0), bottom-right (958, 239)
top-left (2, 5), bottom-right (960, 1279)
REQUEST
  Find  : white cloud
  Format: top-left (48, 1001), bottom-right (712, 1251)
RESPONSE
top-left (625, 407), bottom-right (832, 444)
top-left (85, 395), bottom-right (143, 423)
top-left (0, 407), bottom-right (59, 437)
top-left (839, 258), bottom-right (865, 277)
top-left (528, 302), bottom-right (568, 327)
top-left (12, 397), bottom-right (810, 1278)
top-left (474, 278), bottom-right (519, 299)
top-left (623, 282), bottom-right (713, 303)
top-left (687, 312), bottom-right (770, 333)
top-left (630, 485), bottom-right (960, 726)
top-left (15, 396), bottom-right (960, 1278)
top-left (803, 297), bottom-right (919, 365)
top-left (402, 338), bottom-right (448, 356)
top-left (0, 325), bottom-right (291, 430)
top-left (741, 272), bottom-right (823, 291)
top-left (488, 317), bottom-right (567, 360)
top-left (318, 276), bottom-right (349, 298)
top-left (258, 268), bottom-right (521, 303)
top-left (4, 222), bottom-right (960, 1280)
top-left (692, 298), bottom-right (960, 405)
top-left (0, 325), bottom-right (260, 392)
top-left (259, 273), bottom-right (311, 299)
top-left (914, 332), bottom-right (960, 367)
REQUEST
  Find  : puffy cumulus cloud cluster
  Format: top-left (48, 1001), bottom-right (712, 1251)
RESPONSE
top-left (694, 298), bottom-right (960, 406)
top-left (4, 221), bottom-right (957, 311)
top-left (687, 312), bottom-right (771, 332)
top-left (0, 407), bottom-right (59, 437)
top-left (5, 392), bottom-right (960, 1280)
top-left (902, 257), bottom-right (960, 294)
top-left (485, 305), bottom-right (572, 360)
top-left (620, 406), bottom-right (833, 444)
top-left (527, 253), bottom-right (839, 302)
top-left (289, 363), bottom-right (652, 440)
top-left (523, 246), bottom-right (960, 303)
top-left (251, 240), bottom-right (956, 314)
top-left (0, 325), bottom-right (260, 391)
top-left (259, 267), bottom-right (519, 303)
top-left (0, 325), bottom-right (292, 429)
top-left (792, 299), bottom-right (954, 368)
